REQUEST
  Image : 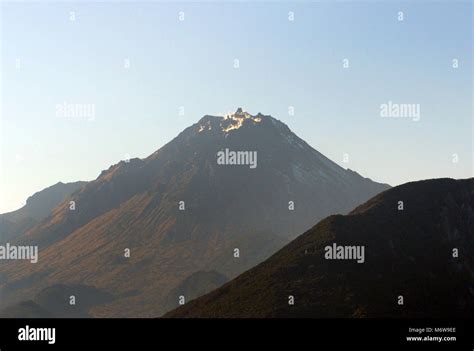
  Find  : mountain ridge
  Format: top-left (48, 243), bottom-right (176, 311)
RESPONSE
top-left (0, 181), bottom-right (86, 243)
top-left (166, 177), bottom-right (473, 318)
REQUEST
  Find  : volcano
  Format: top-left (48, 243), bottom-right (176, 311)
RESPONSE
top-left (0, 109), bottom-right (388, 317)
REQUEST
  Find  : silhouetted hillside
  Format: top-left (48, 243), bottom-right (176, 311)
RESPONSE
top-left (166, 178), bottom-right (473, 318)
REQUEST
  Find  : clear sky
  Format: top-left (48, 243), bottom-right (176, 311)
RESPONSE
top-left (0, 0), bottom-right (472, 213)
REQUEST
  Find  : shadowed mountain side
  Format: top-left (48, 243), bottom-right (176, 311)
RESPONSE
top-left (0, 301), bottom-right (53, 318)
top-left (0, 217), bottom-right (37, 244)
top-left (163, 271), bottom-right (228, 311)
top-left (0, 284), bottom-right (113, 318)
top-left (166, 178), bottom-right (474, 318)
top-left (33, 284), bottom-right (115, 317)
top-left (0, 181), bottom-right (86, 243)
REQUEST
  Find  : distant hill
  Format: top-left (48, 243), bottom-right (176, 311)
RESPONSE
top-left (33, 284), bottom-right (115, 317)
top-left (0, 181), bottom-right (86, 243)
top-left (166, 178), bottom-right (474, 318)
top-left (0, 284), bottom-right (114, 318)
top-left (0, 300), bottom-right (53, 318)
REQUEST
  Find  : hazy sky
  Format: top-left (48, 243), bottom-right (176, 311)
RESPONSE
top-left (0, 1), bottom-right (472, 213)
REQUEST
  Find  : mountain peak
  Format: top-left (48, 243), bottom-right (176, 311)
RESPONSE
top-left (196, 109), bottom-right (265, 134)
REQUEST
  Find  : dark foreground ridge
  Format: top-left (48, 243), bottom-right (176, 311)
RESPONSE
top-left (166, 178), bottom-right (474, 318)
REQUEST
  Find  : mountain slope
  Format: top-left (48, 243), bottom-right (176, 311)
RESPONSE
top-left (0, 109), bottom-right (389, 317)
top-left (166, 178), bottom-right (474, 318)
top-left (163, 270), bottom-right (228, 312)
top-left (0, 181), bottom-right (86, 243)
top-left (0, 283), bottom-right (113, 318)
top-left (0, 300), bottom-right (53, 318)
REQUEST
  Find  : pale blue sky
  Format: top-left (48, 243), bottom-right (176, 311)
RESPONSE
top-left (0, 1), bottom-right (472, 213)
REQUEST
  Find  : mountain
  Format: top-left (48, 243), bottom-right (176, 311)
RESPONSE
top-left (0, 284), bottom-right (113, 318)
top-left (0, 300), bottom-right (53, 318)
top-left (163, 270), bottom-right (228, 312)
top-left (0, 109), bottom-right (389, 317)
top-left (32, 284), bottom-right (114, 317)
top-left (0, 181), bottom-right (86, 243)
top-left (166, 178), bottom-right (474, 318)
